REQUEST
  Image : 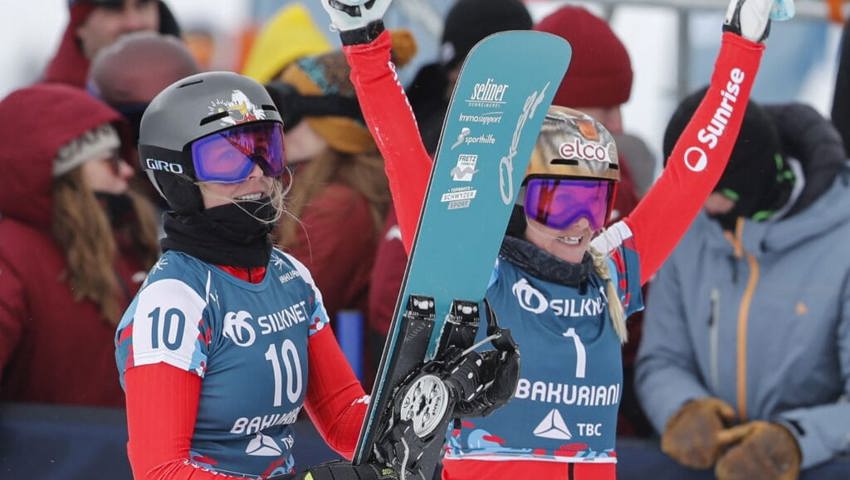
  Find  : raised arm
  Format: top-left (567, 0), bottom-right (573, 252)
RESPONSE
top-left (621, 0), bottom-right (774, 284)
top-left (322, 0), bottom-right (432, 254)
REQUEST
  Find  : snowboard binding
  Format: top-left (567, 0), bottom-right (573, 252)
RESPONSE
top-left (371, 298), bottom-right (519, 479)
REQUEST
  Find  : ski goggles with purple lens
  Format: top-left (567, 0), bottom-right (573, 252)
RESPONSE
top-left (190, 122), bottom-right (285, 183)
top-left (524, 178), bottom-right (613, 231)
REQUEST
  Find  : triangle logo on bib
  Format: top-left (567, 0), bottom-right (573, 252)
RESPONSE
top-left (533, 408), bottom-right (572, 440)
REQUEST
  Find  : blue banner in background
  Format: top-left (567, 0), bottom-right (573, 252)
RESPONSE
top-left (335, 310), bottom-right (365, 381)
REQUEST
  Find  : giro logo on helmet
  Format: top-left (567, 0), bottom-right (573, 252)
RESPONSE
top-left (559, 139), bottom-right (608, 163)
top-left (146, 158), bottom-right (184, 174)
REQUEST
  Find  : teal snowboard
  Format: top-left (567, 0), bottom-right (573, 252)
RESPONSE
top-left (354, 31), bottom-right (571, 473)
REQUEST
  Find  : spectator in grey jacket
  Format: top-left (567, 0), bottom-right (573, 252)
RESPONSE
top-left (635, 91), bottom-right (850, 480)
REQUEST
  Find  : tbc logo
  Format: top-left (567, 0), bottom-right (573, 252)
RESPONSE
top-left (683, 146), bottom-right (708, 172)
top-left (512, 278), bottom-right (547, 314)
top-left (533, 408), bottom-right (572, 440)
top-left (223, 310), bottom-right (256, 347)
top-left (245, 432), bottom-right (282, 456)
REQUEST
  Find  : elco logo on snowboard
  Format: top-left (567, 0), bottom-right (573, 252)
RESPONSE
top-left (223, 310), bottom-right (256, 347)
top-left (512, 278), bottom-right (547, 314)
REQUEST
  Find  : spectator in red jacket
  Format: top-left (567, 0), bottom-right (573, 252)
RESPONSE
top-left (0, 84), bottom-right (159, 406)
top-left (43, 0), bottom-right (180, 88)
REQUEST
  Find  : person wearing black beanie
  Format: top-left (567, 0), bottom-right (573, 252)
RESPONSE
top-left (638, 90), bottom-right (850, 478)
top-left (439, 0), bottom-right (533, 70)
top-left (663, 87), bottom-right (796, 231)
top-left (407, 0), bottom-right (533, 153)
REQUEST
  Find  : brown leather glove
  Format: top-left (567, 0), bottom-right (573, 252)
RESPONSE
top-left (661, 397), bottom-right (737, 469)
top-left (715, 421), bottom-right (802, 480)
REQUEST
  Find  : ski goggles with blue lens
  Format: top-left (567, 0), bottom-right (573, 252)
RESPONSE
top-left (524, 178), bottom-right (613, 231)
top-left (190, 122), bottom-right (285, 183)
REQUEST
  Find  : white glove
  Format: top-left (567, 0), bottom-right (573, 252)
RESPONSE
top-left (723, 0), bottom-right (785, 42)
top-left (320, 0), bottom-right (392, 33)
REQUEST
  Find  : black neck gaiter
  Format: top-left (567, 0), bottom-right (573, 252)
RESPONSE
top-left (500, 236), bottom-right (594, 287)
top-left (500, 206), bottom-right (594, 287)
top-left (161, 201), bottom-right (275, 268)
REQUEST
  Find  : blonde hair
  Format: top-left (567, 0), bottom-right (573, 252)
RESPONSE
top-left (51, 169), bottom-right (159, 325)
top-left (275, 148), bottom-right (389, 249)
top-left (589, 245), bottom-right (627, 344)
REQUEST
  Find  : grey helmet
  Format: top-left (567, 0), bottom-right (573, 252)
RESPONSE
top-left (139, 71), bottom-right (283, 214)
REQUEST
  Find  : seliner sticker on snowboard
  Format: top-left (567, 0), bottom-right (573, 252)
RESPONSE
top-left (354, 30), bottom-right (572, 474)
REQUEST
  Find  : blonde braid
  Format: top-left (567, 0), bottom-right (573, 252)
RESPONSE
top-left (589, 246), bottom-right (628, 344)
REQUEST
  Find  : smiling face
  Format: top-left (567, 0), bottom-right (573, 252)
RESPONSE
top-left (198, 163), bottom-right (273, 209)
top-left (525, 216), bottom-right (594, 264)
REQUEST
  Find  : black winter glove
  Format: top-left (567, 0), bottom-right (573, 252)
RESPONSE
top-left (290, 460), bottom-right (398, 480)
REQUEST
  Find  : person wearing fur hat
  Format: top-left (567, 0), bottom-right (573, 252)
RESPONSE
top-left (264, 35), bottom-right (416, 364)
top-left (43, 0), bottom-right (181, 88)
top-left (0, 84), bottom-right (159, 406)
top-left (635, 90), bottom-right (850, 479)
top-left (321, 0), bottom-right (778, 478)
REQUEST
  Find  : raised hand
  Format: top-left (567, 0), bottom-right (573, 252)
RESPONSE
top-left (320, 0), bottom-right (392, 33)
top-left (723, 0), bottom-right (790, 42)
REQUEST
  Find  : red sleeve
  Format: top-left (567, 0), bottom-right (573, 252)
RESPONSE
top-left (304, 326), bottom-right (368, 460)
top-left (623, 33), bottom-right (765, 284)
top-left (124, 363), bottom-right (238, 479)
top-left (344, 30), bottom-right (433, 255)
top-left (0, 254), bottom-right (24, 379)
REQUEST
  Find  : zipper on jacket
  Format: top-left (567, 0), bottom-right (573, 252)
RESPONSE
top-left (709, 288), bottom-right (720, 393)
top-left (727, 218), bottom-right (759, 421)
